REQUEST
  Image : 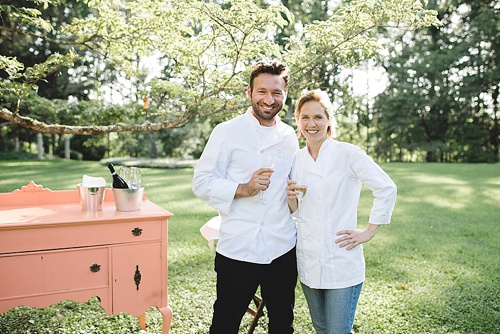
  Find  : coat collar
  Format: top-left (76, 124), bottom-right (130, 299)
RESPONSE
top-left (244, 108), bottom-right (288, 150)
top-left (302, 138), bottom-right (336, 176)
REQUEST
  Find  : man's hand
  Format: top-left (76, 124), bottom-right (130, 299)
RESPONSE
top-left (235, 167), bottom-right (274, 198)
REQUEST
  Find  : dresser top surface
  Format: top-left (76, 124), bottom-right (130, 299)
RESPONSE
top-left (0, 182), bottom-right (172, 229)
top-left (1, 201), bottom-right (172, 228)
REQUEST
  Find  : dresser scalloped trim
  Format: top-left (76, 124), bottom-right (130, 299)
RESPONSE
top-left (14, 181), bottom-right (52, 193)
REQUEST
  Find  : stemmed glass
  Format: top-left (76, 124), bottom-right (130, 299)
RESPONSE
top-left (119, 166), bottom-right (141, 189)
top-left (119, 167), bottom-right (130, 185)
top-left (259, 155), bottom-right (274, 205)
top-left (295, 174), bottom-right (307, 222)
top-left (128, 167), bottom-right (142, 189)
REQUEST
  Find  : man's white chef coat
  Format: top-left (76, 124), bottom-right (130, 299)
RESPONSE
top-left (192, 109), bottom-right (299, 264)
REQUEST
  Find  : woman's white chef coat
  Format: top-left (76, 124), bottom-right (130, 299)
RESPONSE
top-left (293, 138), bottom-right (397, 289)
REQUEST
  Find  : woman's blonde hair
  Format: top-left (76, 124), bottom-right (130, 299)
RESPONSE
top-left (294, 89), bottom-right (337, 139)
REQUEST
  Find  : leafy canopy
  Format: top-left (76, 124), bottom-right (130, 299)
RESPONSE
top-left (0, 0), bottom-right (440, 135)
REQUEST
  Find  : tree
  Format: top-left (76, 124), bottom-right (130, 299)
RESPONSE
top-left (0, 0), bottom-right (440, 135)
top-left (0, 0), bottom-right (117, 156)
top-left (373, 0), bottom-right (499, 162)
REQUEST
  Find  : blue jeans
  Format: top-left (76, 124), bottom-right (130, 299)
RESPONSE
top-left (301, 282), bottom-right (363, 334)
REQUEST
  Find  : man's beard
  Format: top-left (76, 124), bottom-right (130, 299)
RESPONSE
top-left (251, 103), bottom-right (281, 121)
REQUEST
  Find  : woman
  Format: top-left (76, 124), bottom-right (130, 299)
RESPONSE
top-left (286, 89), bottom-right (397, 334)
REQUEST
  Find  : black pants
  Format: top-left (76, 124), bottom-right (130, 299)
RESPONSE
top-left (209, 248), bottom-right (297, 334)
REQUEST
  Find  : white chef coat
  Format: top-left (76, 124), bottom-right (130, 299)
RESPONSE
top-left (192, 108), bottom-right (299, 264)
top-left (294, 138), bottom-right (397, 289)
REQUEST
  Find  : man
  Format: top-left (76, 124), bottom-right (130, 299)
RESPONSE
top-left (192, 60), bottom-right (299, 333)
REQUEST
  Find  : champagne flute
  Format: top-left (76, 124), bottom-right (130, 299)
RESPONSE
top-left (259, 155), bottom-right (274, 205)
top-left (129, 167), bottom-right (141, 189)
top-left (119, 167), bottom-right (131, 185)
top-left (296, 174), bottom-right (307, 222)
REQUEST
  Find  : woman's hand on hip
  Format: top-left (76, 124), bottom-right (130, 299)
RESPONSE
top-left (335, 224), bottom-right (380, 250)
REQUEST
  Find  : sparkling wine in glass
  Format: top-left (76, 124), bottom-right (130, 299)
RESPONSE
top-left (296, 176), bottom-right (307, 221)
top-left (259, 155), bottom-right (274, 205)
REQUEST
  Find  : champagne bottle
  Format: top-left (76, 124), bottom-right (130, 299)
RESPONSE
top-left (107, 163), bottom-right (129, 189)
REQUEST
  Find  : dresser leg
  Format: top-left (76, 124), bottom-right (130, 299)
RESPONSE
top-left (139, 313), bottom-right (147, 330)
top-left (158, 305), bottom-right (173, 334)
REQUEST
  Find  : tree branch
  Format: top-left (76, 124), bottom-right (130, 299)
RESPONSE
top-left (0, 26), bottom-right (100, 47)
top-left (0, 107), bottom-right (192, 135)
top-left (0, 101), bottom-right (248, 135)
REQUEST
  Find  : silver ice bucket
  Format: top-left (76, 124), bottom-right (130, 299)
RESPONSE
top-left (77, 184), bottom-right (106, 212)
top-left (112, 186), bottom-right (145, 212)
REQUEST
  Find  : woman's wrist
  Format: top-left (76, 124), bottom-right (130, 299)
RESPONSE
top-left (366, 223), bottom-right (380, 235)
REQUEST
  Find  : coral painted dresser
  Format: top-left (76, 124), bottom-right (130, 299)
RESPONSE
top-left (0, 182), bottom-right (173, 333)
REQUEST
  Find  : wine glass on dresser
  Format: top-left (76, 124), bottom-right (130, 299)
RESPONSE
top-left (129, 167), bottom-right (142, 189)
top-left (119, 167), bottom-right (130, 185)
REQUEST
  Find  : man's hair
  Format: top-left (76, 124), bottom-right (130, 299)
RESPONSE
top-left (249, 60), bottom-right (289, 91)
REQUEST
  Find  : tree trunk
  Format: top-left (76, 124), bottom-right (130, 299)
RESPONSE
top-left (491, 86), bottom-right (499, 162)
top-left (37, 133), bottom-right (43, 160)
top-left (149, 132), bottom-right (158, 158)
top-left (65, 135), bottom-right (70, 159)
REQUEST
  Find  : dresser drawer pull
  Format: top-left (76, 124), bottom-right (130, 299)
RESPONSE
top-left (131, 227), bottom-right (143, 236)
top-left (90, 263), bottom-right (101, 273)
top-left (134, 265), bottom-right (142, 291)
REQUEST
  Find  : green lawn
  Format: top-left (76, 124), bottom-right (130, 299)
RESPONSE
top-left (0, 160), bottom-right (499, 333)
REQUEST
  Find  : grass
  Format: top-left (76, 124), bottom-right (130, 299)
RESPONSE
top-left (0, 160), bottom-right (499, 333)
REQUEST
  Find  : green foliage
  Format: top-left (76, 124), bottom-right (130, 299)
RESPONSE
top-left (156, 118), bottom-right (213, 159)
top-left (0, 56), bottom-right (24, 79)
top-left (0, 161), bottom-right (499, 333)
top-left (1, 0), bottom-right (439, 136)
top-left (1, 0), bottom-right (99, 101)
top-left (0, 297), bottom-right (139, 334)
top-left (284, 0), bottom-right (440, 88)
top-left (0, 151), bottom-right (39, 160)
top-left (373, 0), bottom-right (499, 162)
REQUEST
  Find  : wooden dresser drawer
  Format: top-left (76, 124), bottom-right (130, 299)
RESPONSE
top-left (0, 220), bottom-right (163, 253)
top-left (0, 247), bottom-right (109, 300)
